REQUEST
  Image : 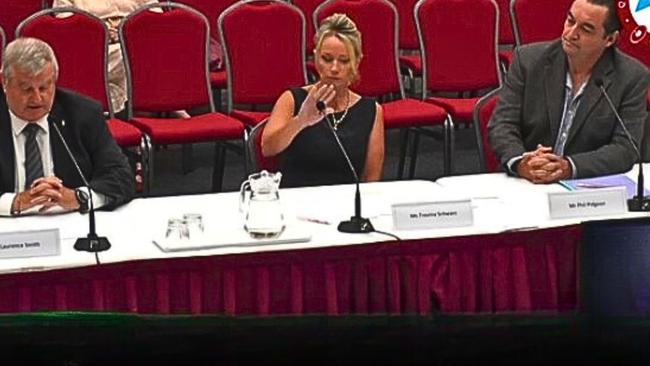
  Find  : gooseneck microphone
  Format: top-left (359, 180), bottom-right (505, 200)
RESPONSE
top-left (49, 115), bottom-right (112, 252)
top-left (316, 100), bottom-right (374, 233)
top-left (594, 78), bottom-right (650, 211)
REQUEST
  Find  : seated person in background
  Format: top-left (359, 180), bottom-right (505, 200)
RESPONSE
top-left (262, 13), bottom-right (384, 188)
top-left (0, 38), bottom-right (135, 216)
top-left (488, 0), bottom-right (649, 183)
top-left (53, 0), bottom-right (190, 118)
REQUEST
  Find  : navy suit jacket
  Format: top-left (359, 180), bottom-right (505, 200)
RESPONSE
top-left (488, 40), bottom-right (650, 178)
top-left (0, 88), bottom-right (134, 209)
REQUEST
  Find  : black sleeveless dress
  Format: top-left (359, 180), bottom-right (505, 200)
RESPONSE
top-left (279, 87), bottom-right (376, 188)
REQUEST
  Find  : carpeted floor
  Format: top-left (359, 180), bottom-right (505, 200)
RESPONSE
top-left (145, 125), bottom-right (485, 197)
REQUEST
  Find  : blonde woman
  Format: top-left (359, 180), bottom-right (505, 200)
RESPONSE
top-left (262, 13), bottom-right (384, 187)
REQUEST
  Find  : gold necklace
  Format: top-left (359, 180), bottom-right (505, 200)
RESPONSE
top-left (331, 92), bottom-right (350, 131)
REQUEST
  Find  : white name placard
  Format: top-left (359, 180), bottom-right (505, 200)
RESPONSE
top-left (391, 200), bottom-right (473, 230)
top-left (0, 228), bottom-right (60, 259)
top-left (548, 187), bottom-right (627, 219)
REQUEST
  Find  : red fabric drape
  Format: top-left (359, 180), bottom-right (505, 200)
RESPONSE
top-left (0, 226), bottom-right (581, 315)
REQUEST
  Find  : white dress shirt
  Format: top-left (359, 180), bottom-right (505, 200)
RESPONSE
top-left (0, 111), bottom-right (105, 216)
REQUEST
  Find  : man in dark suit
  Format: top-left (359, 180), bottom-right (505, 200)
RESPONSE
top-left (0, 37), bottom-right (134, 216)
top-left (488, 0), bottom-right (650, 183)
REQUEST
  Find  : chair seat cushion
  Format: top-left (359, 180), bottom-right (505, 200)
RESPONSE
top-left (426, 97), bottom-right (481, 121)
top-left (107, 118), bottom-right (142, 147)
top-left (399, 55), bottom-right (422, 74)
top-left (230, 110), bottom-right (270, 127)
top-left (382, 98), bottom-right (447, 129)
top-left (129, 113), bottom-right (244, 145)
top-left (210, 70), bottom-right (227, 88)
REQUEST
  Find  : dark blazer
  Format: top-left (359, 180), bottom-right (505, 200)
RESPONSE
top-left (488, 40), bottom-right (650, 178)
top-left (0, 88), bottom-right (134, 209)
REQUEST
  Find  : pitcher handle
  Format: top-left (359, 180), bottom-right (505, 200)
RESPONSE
top-left (239, 180), bottom-right (251, 213)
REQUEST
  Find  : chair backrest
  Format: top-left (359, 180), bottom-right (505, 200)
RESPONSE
top-left (247, 119), bottom-right (280, 173)
top-left (0, 0), bottom-right (44, 43)
top-left (219, 0), bottom-right (307, 110)
top-left (473, 88), bottom-right (501, 172)
top-left (174, 0), bottom-right (238, 41)
top-left (121, 2), bottom-right (215, 117)
top-left (415, 0), bottom-right (500, 95)
top-left (314, 0), bottom-right (403, 97)
top-left (388, 0), bottom-right (419, 50)
top-left (291, 0), bottom-right (326, 53)
top-left (16, 8), bottom-right (112, 114)
top-left (495, 0), bottom-right (514, 45)
top-left (510, 0), bottom-right (572, 46)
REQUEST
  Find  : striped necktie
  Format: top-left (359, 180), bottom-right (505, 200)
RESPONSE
top-left (23, 123), bottom-right (44, 190)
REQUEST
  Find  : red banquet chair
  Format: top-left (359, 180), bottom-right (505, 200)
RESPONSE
top-left (291, 0), bottom-right (325, 53)
top-left (315, 0), bottom-right (451, 177)
top-left (246, 119), bottom-right (280, 174)
top-left (473, 88), bottom-right (501, 173)
top-left (16, 7), bottom-right (149, 192)
top-left (510, 0), bottom-right (573, 46)
top-left (174, 0), bottom-right (238, 108)
top-left (415, 0), bottom-right (501, 173)
top-left (388, 0), bottom-right (422, 95)
top-left (495, 0), bottom-right (516, 69)
top-left (0, 0), bottom-right (45, 43)
top-left (219, 0), bottom-right (307, 127)
top-left (292, 0), bottom-right (326, 80)
top-left (120, 2), bottom-right (245, 192)
top-left (617, 25), bottom-right (650, 160)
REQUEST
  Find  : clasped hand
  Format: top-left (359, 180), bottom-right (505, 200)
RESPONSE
top-left (517, 145), bottom-right (572, 184)
top-left (14, 176), bottom-right (80, 214)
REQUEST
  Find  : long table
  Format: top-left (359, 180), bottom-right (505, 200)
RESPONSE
top-left (0, 174), bottom-right (646, 315)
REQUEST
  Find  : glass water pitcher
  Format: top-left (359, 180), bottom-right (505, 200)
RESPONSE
top-left (239, 170), bottom-right (285, 238)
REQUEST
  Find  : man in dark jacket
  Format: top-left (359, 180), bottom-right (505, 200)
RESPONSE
top-left (0, 37), bottom-right (134, 216)
top-left (489, 0), bottom-right (650, 183)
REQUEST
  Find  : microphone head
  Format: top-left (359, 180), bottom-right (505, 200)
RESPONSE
top-left (316, 100), bottom-right (326, 113)
top-left (594, 78), bottom-right (604, 87)
top-left (47, 111), bottom-right (62, 126)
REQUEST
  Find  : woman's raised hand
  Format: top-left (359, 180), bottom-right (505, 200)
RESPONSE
top-left (296, 83), bottom-right (336, 127)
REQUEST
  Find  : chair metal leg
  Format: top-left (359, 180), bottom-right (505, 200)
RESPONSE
top-left (443, 116), bottom-right (455, 176)
top-left (212, 142), bottom-right (226, 192)
top-left (142, 135), bottom-right (152, 196)
top-left (212, 88), bottom-right (223, 112)
top-left (243, 128), bottom-right (252, 175)
top-left (182, 144), bottom-right (194, 174)
top-left (147, 144), bottom-right (155, 195)
top-left (411, 75), bottom-right (417, 98)
top-left (397, 129), bottom-right (410, 179)
top-left (408, 130), bottom-right (420, 179)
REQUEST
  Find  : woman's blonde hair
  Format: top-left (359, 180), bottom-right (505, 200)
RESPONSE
top-left (314, 13), bottom-right (363, 83)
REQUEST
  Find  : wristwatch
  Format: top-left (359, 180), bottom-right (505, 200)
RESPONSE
top-left (75, 188), bottom-right (90, 214)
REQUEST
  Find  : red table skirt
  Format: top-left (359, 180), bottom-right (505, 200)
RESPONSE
top-left (0, 225), bottom-right (582, 315)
